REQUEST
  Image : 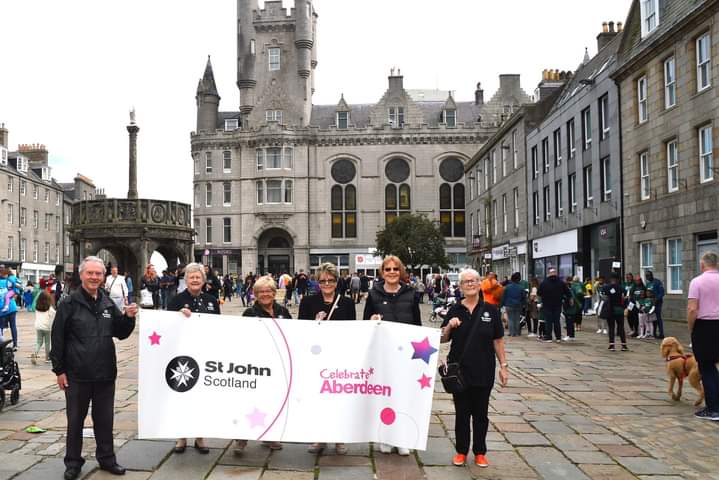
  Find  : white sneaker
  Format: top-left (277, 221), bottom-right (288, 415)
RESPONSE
top-left (602, 329), bottom-right (608, 334)
top-left (562, 336), bottom-right (571, 341)
top-left (528, 333), bottom-right (536, 338)
top-left (596, 329), bottom-right (603, 334)
top-left (379, 443), bottom-right (392, 454)
top-left (397, 447), bottom-right (411, 456)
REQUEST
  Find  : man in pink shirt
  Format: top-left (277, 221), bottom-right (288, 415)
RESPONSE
top-left (687, 251), bottom-right (719, 421)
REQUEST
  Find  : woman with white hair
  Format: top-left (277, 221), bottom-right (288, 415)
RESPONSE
top-left (167, 262), bottom-right (221, 454)
top-left (441, 268), bottom-right (508, 468)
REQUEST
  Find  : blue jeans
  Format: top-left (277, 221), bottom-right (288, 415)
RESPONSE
top-left (543, 306), bottom-right (562, 340)
top-left (506, 306), bottom-right (522, 336)
top-left (583, 298), bottom-right (592, 313)
top-left (0, 312), bottom-right (18, 348)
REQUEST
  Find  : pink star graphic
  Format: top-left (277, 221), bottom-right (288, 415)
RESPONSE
top-left (411, 337), bottom-right (438, 364)
top-left (148, 331), bottom-right (161, 346)
top-left (418, 373), bottom-right (432, 389)
top-left (246, 407), bottom-right (267, 429)
top-left (368, 367), bottom-right (375, 375)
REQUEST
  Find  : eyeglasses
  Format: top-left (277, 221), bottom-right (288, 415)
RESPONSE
top-left (460, 279), bottom-right (479, 285)
top-left (256, 289), bottom-right (274, 295)
top-left (384, 267), bottom-right (400, 272)
top-left (318, 279), bottom-right (337, 285)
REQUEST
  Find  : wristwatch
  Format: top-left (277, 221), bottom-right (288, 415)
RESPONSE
top-left (500, 363), bottom-right (509, 368)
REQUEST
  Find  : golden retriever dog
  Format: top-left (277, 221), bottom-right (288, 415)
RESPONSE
top-left (661, 337), bottom-right (704, 406)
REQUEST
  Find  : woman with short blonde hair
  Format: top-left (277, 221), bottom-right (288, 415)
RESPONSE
top-left (252, 275), bottom-right (277, 295)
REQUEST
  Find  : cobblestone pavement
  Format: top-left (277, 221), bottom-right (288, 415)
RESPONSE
top-left (0, 299), bottom-right (717, 479)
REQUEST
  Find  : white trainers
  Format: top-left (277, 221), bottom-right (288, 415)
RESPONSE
top-left (379, 443), bottom-right (392, 454)
top-left (596, 329), bottom-right (603, 334)
top-left (602, 329), bottom-right (608, 334)
top-left (528, 333), bottom-right (537, 338)
top-left (397, 447), bottom-right (411, 456)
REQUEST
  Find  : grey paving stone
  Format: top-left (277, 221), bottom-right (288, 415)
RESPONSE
top-left (581, 433), bottom-right (628, 445)
top-left (15, 401), bottom-right (67, 411)
top-left (615, 457), bottom-right (677, 475)
top-left (531, 422), bottom-right (574, 434)
top-left (147, 447), bottom-right (222, 479)
top-left (116, 439), bottom-right (174, 471)
top-left (0, 440), bottom-right (24, 453)
top-left (424, 466), bottom-right (473, 480)
top-left (0, 410), bottom-right (52, 422)
top-left (504, 433), bottom-right (551, 446)
top-left (266, 443), bottom-right (316, 471)
top-left (0, 452), bottom-right (43, 472)
top-left (546, 434), bottom-right (597, 452)
top-left (14, 457), bottom-right (97, 480)
top-left (563, 450), bottom-right (614, 464)
top-left (217, 442), bottom-right (270, 467)
top-left (532, 462), bottom-right (592, 480)
top-left (416, 436), bottom-right (455, 466)
top-left (318, 466), bottom-right (374, 479)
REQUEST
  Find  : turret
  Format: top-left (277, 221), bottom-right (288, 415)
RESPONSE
top-left (196, 56), bottom-right (220, 133)
top-left (237, 0), bottom-right (258, 124)
top-left (294, 0), bottom-right (313, 79)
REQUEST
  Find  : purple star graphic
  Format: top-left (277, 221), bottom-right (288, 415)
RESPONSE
top-left (148, 331), bottom-right (161, 346)
top-left (418, 373), bottom-right (432, 389)
top-left (411, 337), bottom-right (438, 364)
top-left (246, 408), bottom-right (267, 429)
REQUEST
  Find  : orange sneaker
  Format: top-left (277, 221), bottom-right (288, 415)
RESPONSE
top-left (475, 454), bottom-right (489, 467)
top-left (452, 453), bottom-right (466, 466)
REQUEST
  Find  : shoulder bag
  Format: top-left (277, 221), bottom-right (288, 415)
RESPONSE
top-left (438, 305), bottom-right (484, 394)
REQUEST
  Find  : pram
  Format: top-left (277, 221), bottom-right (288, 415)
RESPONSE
top-left (0, 339), bottom-right (21, 411)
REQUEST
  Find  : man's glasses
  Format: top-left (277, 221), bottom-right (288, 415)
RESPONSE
top-left (318, 279), bottom-right (337, 285)
top-left (384, 267), bottom-right (400, 272)
top-left (460, 279), bottom-right (479, 285)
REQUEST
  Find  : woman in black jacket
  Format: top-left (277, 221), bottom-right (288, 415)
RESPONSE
top-left (140, 265), bottom-right (160, 310)
top-left (299, 262), bottom-right (355, 455)
top-left (601, 272), bottom-right (628, 351)
top-left (363, 256), bottom-right (420, 456)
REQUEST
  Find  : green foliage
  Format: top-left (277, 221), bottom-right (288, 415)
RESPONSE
top-left (375, 214), bottom-right (449, 273)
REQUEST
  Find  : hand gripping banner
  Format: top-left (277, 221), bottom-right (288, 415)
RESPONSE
top-left (138, 311), bottom-right (441, 450)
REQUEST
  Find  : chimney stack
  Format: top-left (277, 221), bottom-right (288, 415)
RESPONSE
top-left (388, 68), bottom-right (404, 92)
top-left (0, 123), bottom-right (9, 148)
top-left (18, 143), bottom-right (49, 167)
top-left (475, 82), bottom-right (484, 105)
top-left (535, 68), bottom-right (572, 101)
top-left (597, 20), bottom-right (620, 52)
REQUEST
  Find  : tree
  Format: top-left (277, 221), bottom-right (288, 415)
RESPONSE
top-left (375, 214), bottom-right (449, 274)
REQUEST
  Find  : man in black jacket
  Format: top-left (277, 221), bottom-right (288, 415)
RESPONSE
top-left (537, 268), bottom-right (570, 343)
top-left (51, 256), bottom-right (138, 480)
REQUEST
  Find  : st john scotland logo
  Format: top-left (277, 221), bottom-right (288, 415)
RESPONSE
top-left (165, 356), bottom-right (200, 392)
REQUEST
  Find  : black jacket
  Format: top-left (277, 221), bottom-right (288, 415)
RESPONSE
top-left (50, 288), bottom-right (135, 382)
top-left (298, 294), bottom-right (356, 321)
top-left (363, 281), bottom-right (421, 326)
top-left (167, 289), bottom-right (221, 315)
top-left (243, 302), bottom-right (292, 319)
top-left (537, 276), bottom-right (570, 309)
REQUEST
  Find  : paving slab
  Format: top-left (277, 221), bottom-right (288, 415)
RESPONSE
top-left (416, 436), bottom-right (455, 466)
top-left (318, 455), bottom-right (372, 467)
top-left (87, 471), bottom-right (152, 480)
top-left (531, 421), bottom-right (574, 434)
top-left (578, 464), bottom-right (638, 480)
top-left (546, 434), bottom-right (597, 452)
top-left (259, 471), bottom-right (314, 480)
top-left (615, 457), bottom-right (677, 475)
top-left (318, 466), bottom-right (374, 479)
top-left (503, 433), bottom-right (551, 446)
top-left (424, 466), bottom-right (472, 480)
top-left (15, 400), bottom-right (67, 411)
top-left (374, 453), bottom-right (424, 480)
top-left (563, 450), bottom-right (614, 464)
top-left (13, 457), bottom-right (97, 480)
top-left (0, 452), bottom-right (43, 472)
top-left (147, 447), bottom-right (222, 479)
top-left (266, 443), bottom-right (316, 471)
top-left (205, 466), bottom-right (263, 480)
top-left (115, 439), bottom-right (174, 471)
top-left (217, 442), bottom-right (271, 467)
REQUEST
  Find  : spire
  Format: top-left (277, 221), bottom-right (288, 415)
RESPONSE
top-left (336, 93), bottom-right (350, 112)
top-left (197, 55), bottom-right (219, 97)
top-left (583, 47), bottom-right (591, 65)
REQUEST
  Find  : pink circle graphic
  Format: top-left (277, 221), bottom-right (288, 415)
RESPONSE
top-left (380, 407), bottom-right (396, 425)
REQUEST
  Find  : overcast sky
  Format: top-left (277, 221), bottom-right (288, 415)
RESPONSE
top-left (1, 0), bottom-right (631, 205)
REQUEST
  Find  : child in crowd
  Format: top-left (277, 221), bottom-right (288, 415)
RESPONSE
top-left (637, 290), bottom-right (656, 339)
top-left (32, 290), bottom-right (55, 365)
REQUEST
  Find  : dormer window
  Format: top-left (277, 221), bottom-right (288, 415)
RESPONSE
top-left (41, 167), bottom-right (51, 181)
top-left (16, 155), bottom-right (28, 173)
top-left (0, 146), bottom-right (7, 166)
top-left (388, 107), bottom-right (404, 127)
top-left (443, 109), bottom-right (457, 127)
top-left (336, 111), bottom-right (349, 129)
top-left (640, 0), bottom-right (659, 38)
top-left (224, 119), bottom-right (239, 131)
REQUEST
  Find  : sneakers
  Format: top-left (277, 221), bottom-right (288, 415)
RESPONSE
top-left (596, 329), bottom-right (603, 334)
top-left (452, 453), bottom-right (466, 466)
top-left (602, 329), bottom-right (608, 334)
top-left (562, 336), bottom-right (575, 342)
top-left (397, 447), bottom-right (410, 456)
top-left (378, 443), bottom-right (392, 454)
top-left (621, 345), bottom-right (629, 351)
top-left (694, 408), bottom-right (719, 420)
top-left (554, 339), bottom-right (561, 343)
top-left (527, 333), bottom-right (537, 338)
top-left (474, 454), bottom-right (489, 467)
top-left (608, 344), bottom-right (616, 351)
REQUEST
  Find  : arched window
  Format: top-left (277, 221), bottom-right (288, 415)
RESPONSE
top-left (439, 158), bottom-right (466, 237)
top-left (384, 158), bottom-right (411, 224)
top-left (330, 160), bottom-right (357, 238)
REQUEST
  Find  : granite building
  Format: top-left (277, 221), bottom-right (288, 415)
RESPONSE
top-left (526, 24), bottom-right (624, 281)
top-left (191, 0), bottom-right (528, 276)
top-left (613, 0), bottom-right (719, 320)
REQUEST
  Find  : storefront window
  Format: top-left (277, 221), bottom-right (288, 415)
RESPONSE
top-left (559, 254), bottom-right (574, 280)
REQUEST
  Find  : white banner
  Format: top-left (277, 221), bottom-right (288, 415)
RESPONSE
top-left (138, 311), bottom-right (441, 450)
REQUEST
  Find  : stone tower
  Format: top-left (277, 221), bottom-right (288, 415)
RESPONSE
top-left (196, 56), bottom-right (220, 133)
top-left (236, 0), bottom-right (317, 128)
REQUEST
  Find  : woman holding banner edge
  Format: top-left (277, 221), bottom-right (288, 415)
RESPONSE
top-left (167, 262), bottom-right (221, 455)
top-left (441, 268), bottom-right (508, 468)
top-left (362, 255), bottom-right (421, 456)
top-left (299, 262), bottom-right (355, 455)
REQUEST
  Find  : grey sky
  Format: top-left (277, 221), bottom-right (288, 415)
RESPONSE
top-left (1, 0), bottom-right (631, 205)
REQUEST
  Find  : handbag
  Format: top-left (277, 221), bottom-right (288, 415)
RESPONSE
top-left (140, 288), bottom-right (154, 308)
top-left (438, 307), bottom-right (484, 394)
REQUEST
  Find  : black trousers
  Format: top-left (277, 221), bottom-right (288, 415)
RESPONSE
top-left (452, 385), bottom-right (492, 455)
top-left (65, 380), bottom-right (116, 469)
top-left (607, 314), bottom-right (626, 345)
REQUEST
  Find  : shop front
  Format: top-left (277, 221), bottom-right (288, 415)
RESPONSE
top-left (195, 248), bottom-right (242, 275)
top-left (531, 230), bottom-right (578, 281)
top-left (491, 242), bottom-right (527, 281)
top-left (20, 262), bottom-right (57, 283)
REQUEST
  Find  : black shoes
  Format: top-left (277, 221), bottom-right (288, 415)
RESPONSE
top-left (194, 441), bottom-right (210, 454)
top-left (64, 467), bottom-right (81, 480)
top-left (100, 463), bottom-right (126, 475)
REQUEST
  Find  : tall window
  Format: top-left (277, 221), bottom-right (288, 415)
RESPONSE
top-left (388, 107), bottom-right (405, 127)
top-left (581, 107), bottom-right (592, 150)
top-left (223, 151), bottom-right (231, 172)
top-left (637, 76), bottom-right (648, 123)
top-left (205, 218), bottom-right (212, 244)
top-left (20, 207), bottom-right (26, 226)
top-left (269, 47), bottom-right (281, 71)
top-left (555, 180), bottom-right (563, 217)
top-left (284, 146), bottom-right (293, 169)
top-left (543, 185), bottom-right (551, 221)
top-left (33, 240), bottom-right (39, 262)
top-left (583, 165), bottom-right (593, 208)
top-left (699, 125), bottom-right (713, 183)
top-left (33, 210), bottom-right (38, 229)
top-left (33, 185), bottom-right (38, 200)
top-left (223, 218), bottom-right (231, 243)
top-left (541, 138), bottom-right (549, 173)
top-left (193, 155), bottom-right (200, 175)
top-left (443, 109), bottom-right (456, 127)
top-left (640, 0), bottom-right (659, 37)
top-left (553, 129), bottom-right (562, 166)
top-left (475, 166), bottom-right (481, 196)
top-left (501, 194), bottom-right (507, 233)
top-left (600, 157), bottom-right (612, 201)
top-left (501, 143), bottom-right (507, 177)
top-left (512, 130), bottom-right (518, 169)
top-left (284, 180), bottom-right (293, 203)
top-left (7, 236), bottom-right (13, 260)
top-left (267, 148), bottom-right (282, 169)
top-left (205, 183), bottom-right (212, 207)
top-left (531, 146), bottom-right (538, 179)
top-left (485, 204), bottom-right (491, 236)
top-left (331, 184), bottom-right (357, 238)
top-left (7, 203), bottom-right (13, 224)
top-left (7, 177), bottom-right (13, 192)
top-left (20, 181), bottom-right (26, 196)
top-left (491, 150), bottom-right (497, 184)
top-left (667, 140), bottom-right (679, 192)
top-left (513, 188), bottom-right (519, 229)
top-left (640, 242), bottom-right (654, 281)
top-left (532, 191), bottom-right (539, 225)
top-left (44, 189), bottom-right (49, 203)
top-left (20, 239), bottom-right (26, 262)
top-left (667, 238), bottom-right (683, 293)
top-left (492, 200), bottom-right (497, 236)
top-left (567, 119), bottom-right (576, 159)
top-left (483, 158), bottom-right (490, 189)
top-left (640, 151), bottom-right (651, 200)
top-left (664, 57), bottom-right (676, 108)
top-left (336, 111), bottom-right (349, 129)
top-left (223, 182), bottom-right (231, 206)
top-left (599, 94), bottom-right (610, 139)
top-left (569, 173), bottom-right (577, 212)
top-left (385, 158), bottom-right (411, 224)
top-left (439, 183), bottom-right (465, 237)
top-left (266, 180), bottom-right (283, 203)
top-left (256, 181), bottom-right (264, 204)
top-left (697, 33), bottom-right (711, 92)
top-left (205, 152), bottom-right (213, 173)
top-left (194, 184), bottom-right (200, 206)
top-left (44, 242), bottom-right (50, 263)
